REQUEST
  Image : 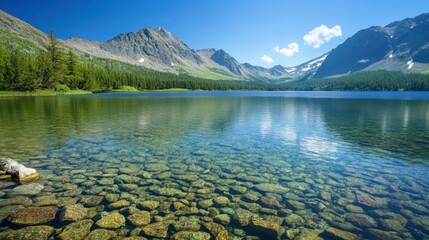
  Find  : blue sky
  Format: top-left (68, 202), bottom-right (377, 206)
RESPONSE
top-left (1, 0), bottom-right (428, 67)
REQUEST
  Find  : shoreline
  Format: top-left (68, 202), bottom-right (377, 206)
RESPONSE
top-left (2, 89), bottom-right (429, 98)
top-left (0, 90), bottom-right (93, 97)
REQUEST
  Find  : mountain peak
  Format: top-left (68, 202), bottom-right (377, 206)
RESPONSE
top-left (211, 49), bottom-right (243, 75)
top-left (315, 12), bottom-right (429, 78)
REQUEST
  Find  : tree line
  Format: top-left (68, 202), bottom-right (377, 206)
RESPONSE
top-left (286, 71), bottom-right (429, 91)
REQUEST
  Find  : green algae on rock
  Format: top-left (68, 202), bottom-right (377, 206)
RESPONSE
top-left (8, 206), bottom-right (58, 225)
top-left (95, 212), bottom-right (126, 229)
top-left (0, 225), bottom-right (54, 240)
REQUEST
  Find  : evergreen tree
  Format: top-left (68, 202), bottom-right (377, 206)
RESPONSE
top-left (0, 43), bottom-right (8, 89)
top-left (46, 29), bottom-right (65, 88)
top-left (64, 48), bottom-right (82, 89)
top-left (36, 50), bottom-right (53, 88)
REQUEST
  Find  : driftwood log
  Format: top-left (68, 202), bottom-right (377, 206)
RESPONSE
top-left (0, 157), bottom-right (37, 179)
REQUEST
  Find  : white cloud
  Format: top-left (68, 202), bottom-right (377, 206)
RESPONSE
top-left (303, 25), bottom-right (342, 48)
top-left (261, 54), bottom-right (273, 64)
top-left (358, 59), bottom-right (369, 63)
top-left (138, 58), bottom-right (145, 63)
top-left (273, 42), bottom-right (299, 57)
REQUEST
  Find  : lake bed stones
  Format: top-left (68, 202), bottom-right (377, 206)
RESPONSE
top-left (254, 183), bottom-right (289, 194)
top-left (0, 225), bottom-right (54, 240)
top-left (137, 200), bottom-right (160, 210)
top-left (171, 231), bottom-right (211, 240)
top-left (59, 219), bottom-right (93, 240)
top-left (204, 222), bottom-right (229, 239)
top-left (80, 195), bottom-right (103, 207)
top-left (233, 208), bottom-right (253, 227)
top-left (142, 221), bottom-right (171, 238)
top-left (346, 213), bottom-right (378, 228)
top-left (9, 206), bottom-right (58, 225)
top-left (95, 212), bottom-right (126, 229)
top-left (59, 204), bottom-right (88, 222)
top-left (8, 183), bottom-right (44, 196)
top-left (86, 229), bottom-right (118, 240)
top-left (364, 228), bottom-right (402, 240)
top-left (128, 211), bottom-right (151, 227)
top-left (323, 227), bottom-right (360, 240)
top-left (249, 215), bottom-right (284, 238)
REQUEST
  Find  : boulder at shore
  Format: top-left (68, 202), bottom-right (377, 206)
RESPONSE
top-left (0, 158), bottom-right (38, 181)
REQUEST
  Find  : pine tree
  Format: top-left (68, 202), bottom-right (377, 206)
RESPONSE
top-left (47, 29), bottom-right (65, 88)
top-left (36, 50), bottom-right (53, 88)
top-left (0, 43), bottom-right (8, 90)
top-left (64, 48), bottom-right (82, 89)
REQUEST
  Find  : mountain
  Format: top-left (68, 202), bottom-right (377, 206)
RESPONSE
top-left (210, 49), bottom-right (243, 75)
top-left (1, 9), bottom-right (428, 82)
top-left (65, 22), bottom-right (329, 81)
top-left (315, 13), bottom-right (429, 78)
top-left (0, 9), bottom-right (324, 81)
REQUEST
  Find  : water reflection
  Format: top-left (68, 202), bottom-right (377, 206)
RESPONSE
top-left (317, 99), bottom-right (429, 163)
top-left (1, 94), bottom-right (428, 165)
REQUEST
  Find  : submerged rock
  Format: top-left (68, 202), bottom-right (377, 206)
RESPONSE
top-left (364, 228), bottom-right (402, 240)
top-left (154, 187), bottom-right (186, 197)
top-left (86, 229), bottom-right (118, 240)
top-left (346, 213), bottom-right (378, 228)
top-left (9, 206), bottom-right (58, 225)
top-left (260, 196), bottom-right (281, 209)
top-left (59, 219), bottom-right (93, 240)
top-left (0, 205), bottom-right (24, 223)
top-left (213, 196), bottom-right (230, 206)
top-left (249, 215), bottom-right (283, 238)
top-left (137, 200), bottom-right (160, 210)
top-left (173, 216), bottom-right (201, 231)
top-left (198, 199), bottom-right (214, 209)
top-left (80, 195), bottom-right (104, 207)
top-left (95, 212), bottom-right (126, 229)
top-left (59, 204), bottom-right (88, 222)
top-left (128, 211), bottom-right (151, 227)
top-left (233, 208), bottom-right (253, 226)
top-left (323, 227), bottom-right (360, 240)
top-left (171, 231), bottom-right (211, 240)
top-left (0, 196), bottom-right (32, 207)
top-left (0, 225), bottom-right (54, 240)
top-left (8, 183), bottom-right (44, 196)
top-left (285, 214), bottom-right (305, 227)
top-left (254, 183), bottom-right (289, 194)
top-left (204, 222), bottom-right (228, 240)
top-left (108, 200), bottom-right (130, 209)
top-left (142, 221), bottom-right (171, 238)
top-left (214, 214), bottom-right (231, 225)
top-left (357, 193), bottom-right (386, 208)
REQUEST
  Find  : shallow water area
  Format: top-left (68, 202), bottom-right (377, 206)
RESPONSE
top-left (0, 91), bottom-right (428, 239)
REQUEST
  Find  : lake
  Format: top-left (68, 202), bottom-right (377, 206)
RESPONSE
top-left (0, 91), bottom-right (428, 239)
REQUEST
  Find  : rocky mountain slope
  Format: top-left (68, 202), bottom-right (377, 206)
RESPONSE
top-left (315, 13), bottom-right (429, 78)
top-left (0, 10), bottom-right (48, 44)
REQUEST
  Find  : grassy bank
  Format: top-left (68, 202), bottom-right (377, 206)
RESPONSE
top-left (152, 88), bottom-right (190, 92)
top-left (0, 89), bottom-right (92, 97)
